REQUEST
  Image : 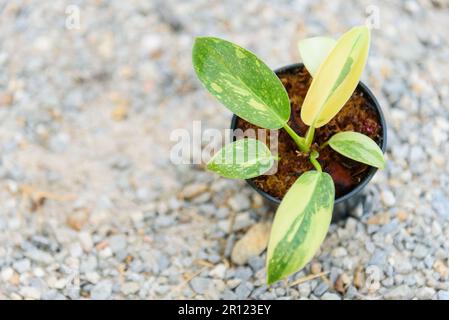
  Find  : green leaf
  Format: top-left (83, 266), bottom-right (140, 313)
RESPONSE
top-left (298, 36), bottom-right (336, 77)
top-left (266, 171), bottom-right (334, 284)
top-left (301, 26), bottom-right (371, 128)
top-left (192, 37), bottom-right (290, 129)
top-left (328, 131), bottom-right (385, 169)
top-left (206, 138), bottom-right (275, 179)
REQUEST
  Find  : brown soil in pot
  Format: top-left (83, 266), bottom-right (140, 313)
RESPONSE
top-left (235, 65), bottom-right (382, 199)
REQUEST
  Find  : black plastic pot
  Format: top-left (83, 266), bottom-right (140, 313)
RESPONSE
top-left (230, 63), bottom-right (387, 223)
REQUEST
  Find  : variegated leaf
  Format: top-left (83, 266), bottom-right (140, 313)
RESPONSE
top-left (267, 171), bottom-right (335, 284)
top-left (328, 131), bottom-right (385, 169)
top-left (301, 26), bottom-right (371, 128)
top-left (192, 37), bottom-right (290, 129)
top-left (207, 138), bottom-right (275, 179)
top-left (298, 36), bottom-right (336, 77)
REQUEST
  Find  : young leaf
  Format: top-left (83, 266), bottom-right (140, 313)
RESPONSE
top-left (193, 37), bottom-right (290, 129)
top-left (301, 26), bottom-right (370, 128)
top-left (298, 36), bottom-right (336, 77)
top-left (207, 138), bottom-right (275, 179)
top-left (328, 131), bottom-right (385, 169)
top-left (266, 171), bottom-right (335, 284)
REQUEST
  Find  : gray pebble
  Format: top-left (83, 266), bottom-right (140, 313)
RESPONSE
top-left (384, 285), bottom-right (413, 300)
top-left (416, 287), bottom-right (435, 300)
top-left (313, 282), bottom-right (329, 297)
top-left (108, 234), bottom-right (127, 253)
top-left (437, 290), bottom-right (449, 300)
top-left (190, 277), bottom-right (211, 295)
top-left (234, 267), bottom-right (253, 281)
top-left (91, 280), bottom-right (113, 300)
top-left (234, 281), bottom-right (253, 299)
top-left (413, 244), bottom-right (428, 259)
top-left (13, 259), bottom-right (31, 273)
top-left (121, 282), bottom-right (140, 295)
top-left (248, 256), bottom-right (265, 272)
top-left (228, 194), bottom-right (251, 212)
top-left (321, 292), bottom-right (341, 300)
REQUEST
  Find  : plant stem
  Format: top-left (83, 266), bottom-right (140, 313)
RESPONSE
top-left (319, 141), bottom-right (329, 150)
top-left (283, 123), bottom-right (308, 152)
top-left (304, 126), bottom-right (315, 150)
top-left (309, 150), bottom-right (322, 172)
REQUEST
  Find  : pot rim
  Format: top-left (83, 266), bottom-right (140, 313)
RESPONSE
top-left (230, 62), bottom-right (388, 206)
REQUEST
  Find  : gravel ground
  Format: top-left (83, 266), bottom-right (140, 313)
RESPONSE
top-left (1, 0), bottom-right (449, 300)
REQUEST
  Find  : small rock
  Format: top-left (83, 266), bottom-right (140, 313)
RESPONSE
top-left (218, 213), bottom-right (253, 233)
top-left (433, 260), bottom-right (449, 278)
top-left (69, 243), bottom-right (83, 258)
top-left (353, 267), bottom-right (365, 289)
top-left (1, 267), bottom-right (14, 281)
top-left (108, 234), bottom-right (127, 253)
top-left (190, 277), bottom-right (210, 295)
top-left (41, 290), bottom-right (66, 300)
top-left (25, 250), bottom-right (53, 265)
top-left (234, 267), bottom-right (253, 281)
top-left (180, 183), bottom-right (208, 200)
top-left (248, 256), bottom-right (265, 272)
top-left (79, 232), bottom-right (93, 252)
top-left (297, 283), bottom-right (311, 297)
top-left (404, 0), bottom-right (421, 14)
top-left (335, 273), bottom-right (351, 294)
top-left (345, 285), bottom-right (358, 299)
top-left (311, 262), bottom-right (322, 275)
top-left (394, 259), bottom-right (413, 274)
top-left (226, 278), bottom-right (241, 289)
top-left (80, 255), bottom-right (98, 273)
top-left (432, 191), bottom-right (449, 219)
top-left (385, 285), bottom-right (413, 300)
top-left (332, 247), bottom-right (348, 258)
top-left (221, 289), bottom-right (237, 300)
top-left (13, 259), bottom-right (31, 273)
top-left (321, 292), bottom-right (341, 300)
top-left (437, 290), bottom-right (449, 300)
top-left (209, 264), bottom-right (226, 279)
top-left (251, 194), bottom-right (264, 209)
top-left (0, 92), bottom-right (13, 107)
top-left (424, 256), bottom-right (434, 269)
top-left (85, 272), bottom-right (100, 284)
top-left (367, 212), bottom-right (390, 225)
top-left (381, 190), bottom-right (396, 207)
top-left (313, 282), bottom-right (329, 297)
top-left (231, 222), bottom-right (271, 265)
top-left (412, 244), bottom-right (428, 259)
top-left (234, 281), bottom-right (253, 299)
top-left (382, 277), bottom-right (394, 287)
top-left (141, 34), bottom-right (162, 55)
top-left (409, 145), bottom-right (425, 162)
top-left (416, 287), bottom-right (435, 300)
top-left (91, 280), bottom-right (113, 300)
top-left (228, 194), bottom-right (251, 212)
top-left (20, 287), bottom-right (41, 300)
top-left (111, 104), bottom-right (128, 121)
top-left (431, 221), bottom-right (442, 236)
top-left (121, 282), bottom-right (140, 295)
top-left (397, 211), bottom-right (408, 221)
top-left (67, 210), bottom-right (89, 231)
top-left (369, 250), bottom-right (387, 266)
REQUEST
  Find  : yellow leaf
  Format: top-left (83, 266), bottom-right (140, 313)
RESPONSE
top-left (300, 26), bottom-right (370, 128)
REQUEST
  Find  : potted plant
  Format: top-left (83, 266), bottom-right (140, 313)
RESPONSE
top-left (192, 26), bottom-right (387, 284)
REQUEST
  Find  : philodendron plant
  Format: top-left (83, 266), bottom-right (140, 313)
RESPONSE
top-left (192, 26), bottom-right (386, 284)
